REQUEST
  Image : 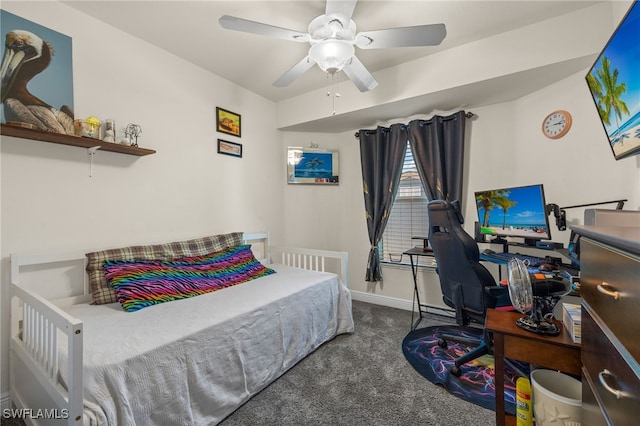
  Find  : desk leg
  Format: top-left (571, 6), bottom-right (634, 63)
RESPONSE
top-left (409, 255), bottom-right (423, 330)
top-left (493, 332), bottom-right (506, 426)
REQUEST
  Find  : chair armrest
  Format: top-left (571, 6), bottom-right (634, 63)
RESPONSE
top-left (484, 285), bottom-right (512, 308)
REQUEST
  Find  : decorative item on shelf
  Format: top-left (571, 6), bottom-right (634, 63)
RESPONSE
top-left (118, 134), bottom-right (130, 145)
top-left (124, 123), bottom-right (142, 147)
top-left (103, 119), bottom-right (116, 143)
top-left (74, 116), bottom-right (101, 138)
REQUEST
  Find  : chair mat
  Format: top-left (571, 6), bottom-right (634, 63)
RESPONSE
top-left (402, 325), bottom-right (529, 415)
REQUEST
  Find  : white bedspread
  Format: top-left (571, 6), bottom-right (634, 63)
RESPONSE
top-left (62, 264), bottom-right (354, 426)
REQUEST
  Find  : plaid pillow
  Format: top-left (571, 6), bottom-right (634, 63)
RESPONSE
top-left (86, 232), bottom-right (243, 305)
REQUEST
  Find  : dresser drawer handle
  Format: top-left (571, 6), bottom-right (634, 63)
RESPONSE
top-left (597, 282), bottom-right (621, 300)
top-left (598, 369), bottom-right (623, 399)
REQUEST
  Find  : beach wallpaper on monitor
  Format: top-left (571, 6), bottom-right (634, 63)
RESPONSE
top-left (586, 1), bottom-right (640, 160)
top-left (475, 185), bottom-right (550, 240)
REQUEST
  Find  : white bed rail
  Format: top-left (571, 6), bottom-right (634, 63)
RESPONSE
top-left (10, 251), bottom-right (86, 425)
top-left (270, 246), bottom-right (349, 287)
top-left (10, 283), bottom-right (83, 425)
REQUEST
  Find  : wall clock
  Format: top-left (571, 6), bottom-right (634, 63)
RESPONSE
top-left (542, 110), bottom-right (572, 139)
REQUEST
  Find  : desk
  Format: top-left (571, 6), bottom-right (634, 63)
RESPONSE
top-left (403, 247), bottom-right (449, 329)
top-left (485, 309), bottom-right (581, 426)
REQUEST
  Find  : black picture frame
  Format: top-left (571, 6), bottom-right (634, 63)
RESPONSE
top-left (216, 107), bottom-right (241, 138)
top-left (217, 139), bottom-right (242, 158)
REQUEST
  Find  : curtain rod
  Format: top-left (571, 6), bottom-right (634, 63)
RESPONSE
top-left (354, 111), bottom-right (474, 138)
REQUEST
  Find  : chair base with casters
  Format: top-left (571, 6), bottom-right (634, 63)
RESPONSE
top-left (437, 330), bottom-right (489, 377)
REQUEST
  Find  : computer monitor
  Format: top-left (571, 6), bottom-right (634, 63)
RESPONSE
top-left (474, 184), bottom-right (552, 246)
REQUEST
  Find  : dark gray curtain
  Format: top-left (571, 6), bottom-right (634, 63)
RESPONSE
top-left (358, 124), bottom-right (408, 281)
top-left (408, 111), bottom-right (467, 202)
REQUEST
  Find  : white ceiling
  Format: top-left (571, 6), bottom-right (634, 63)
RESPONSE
top-left (62, 0), bottom-right (603, 104)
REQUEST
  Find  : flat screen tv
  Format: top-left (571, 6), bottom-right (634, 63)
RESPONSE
top-left (474, 184), bottom-right (551, 245)
top-left (586, 0), bottom-right (640, 160)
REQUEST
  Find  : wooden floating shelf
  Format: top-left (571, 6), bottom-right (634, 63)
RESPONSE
top-left (0, 124), bottom-right (156, 156)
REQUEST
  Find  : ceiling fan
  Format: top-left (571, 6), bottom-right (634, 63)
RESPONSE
top-left (219, 0), bottom-right (446, 92)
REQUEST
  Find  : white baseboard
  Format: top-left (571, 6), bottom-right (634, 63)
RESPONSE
top-left (350, 290), bottom-right (415, 311)
top-left (350, 290), bottom-right (455, 318)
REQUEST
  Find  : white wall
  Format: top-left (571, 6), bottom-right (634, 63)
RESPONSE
top-left (0, 1), bottom-right (285, 399)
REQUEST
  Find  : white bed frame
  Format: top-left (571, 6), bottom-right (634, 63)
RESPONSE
top-left (9, 232), bottom-right (348, 425)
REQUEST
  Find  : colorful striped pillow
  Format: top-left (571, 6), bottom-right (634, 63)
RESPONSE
top-left (104, 244), bottom-right (275, 312)
top-left (87, 232), bottom-right (244, 305)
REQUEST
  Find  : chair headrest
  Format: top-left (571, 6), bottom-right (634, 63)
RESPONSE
top-left (429, 199), bottom-right (465, 225)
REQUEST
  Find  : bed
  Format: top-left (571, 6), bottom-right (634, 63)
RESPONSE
top-left (9, 232), bottom-right (354, 425)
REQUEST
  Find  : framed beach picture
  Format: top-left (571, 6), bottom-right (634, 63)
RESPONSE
top-left (216, 107), bottom-right (241, 137)
top-left (217, 139), bottom-right (242, 158)
top-left (0, 10), bottom-right (75, 135)
top-left (585, 1), bottom-right (640, 160)
top-left (287, 147), bottom-right (339, 185)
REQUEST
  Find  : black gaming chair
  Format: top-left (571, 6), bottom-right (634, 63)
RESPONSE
top-left (427, 199), bottom-right (510, 376)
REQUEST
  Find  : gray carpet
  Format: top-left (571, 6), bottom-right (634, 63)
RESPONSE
top-left (1, 301), bottom-right (494, 425)
top-left (220, 300), bottom-right (494, 425)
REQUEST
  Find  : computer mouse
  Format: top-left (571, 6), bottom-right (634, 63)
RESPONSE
top-left (483, 249), bottom-right (496, 255)
top-left (540, 263), bottom-right (554, 272)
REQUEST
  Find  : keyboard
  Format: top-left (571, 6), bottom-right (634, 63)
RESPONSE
top-left (481, 250), bottom-right (546, 267)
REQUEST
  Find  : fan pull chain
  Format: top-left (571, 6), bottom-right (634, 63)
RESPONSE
top-left (326, 72), bottom-right (341, 116)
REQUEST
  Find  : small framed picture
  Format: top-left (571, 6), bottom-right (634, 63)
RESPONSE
top-left (216, 107), bottom-right (241, 137)
top-left (287, 147), bottom-right (339, 185)
top-left (217, 139), bottom-right (242, 158)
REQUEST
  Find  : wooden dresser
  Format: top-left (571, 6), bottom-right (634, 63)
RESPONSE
top-left (573, 225), bottom-right (640, 425)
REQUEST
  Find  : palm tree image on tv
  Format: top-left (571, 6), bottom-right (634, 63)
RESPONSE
top-left (586, 57), bottom-right (628, 129)
top-left (586, 1), bottom-right (640, 160)
top-left (476, 190), bottom-right (513, 234)
top-left (475, 186), bottom-right (550, 240)
top-left (587, 57), bottom-right (630, 143)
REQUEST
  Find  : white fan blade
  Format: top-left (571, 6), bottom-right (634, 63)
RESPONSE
top-left (325, 0), bottom-right (358, 20)
top-left (355, 24), bottom-right (446, 49)
top-left (219, 15), bottom-right (310, 42)
top-left (343, 56), bottom-right (378, 92)
top-left (273, 56), bottom-right (316, 87)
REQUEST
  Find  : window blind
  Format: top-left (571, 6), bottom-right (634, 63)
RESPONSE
top-left (381, 142), bottom-right (429, 264)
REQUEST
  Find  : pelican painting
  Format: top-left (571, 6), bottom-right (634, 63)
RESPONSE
top-left (1, 10), bottom-right (74, 134)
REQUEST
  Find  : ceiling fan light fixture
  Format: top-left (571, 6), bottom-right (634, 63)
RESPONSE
top-left (309, 39), bottom-right (354, 74)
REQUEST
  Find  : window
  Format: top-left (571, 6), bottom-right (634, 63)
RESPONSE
top-left (380, 142), bottom-right (429, 264)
